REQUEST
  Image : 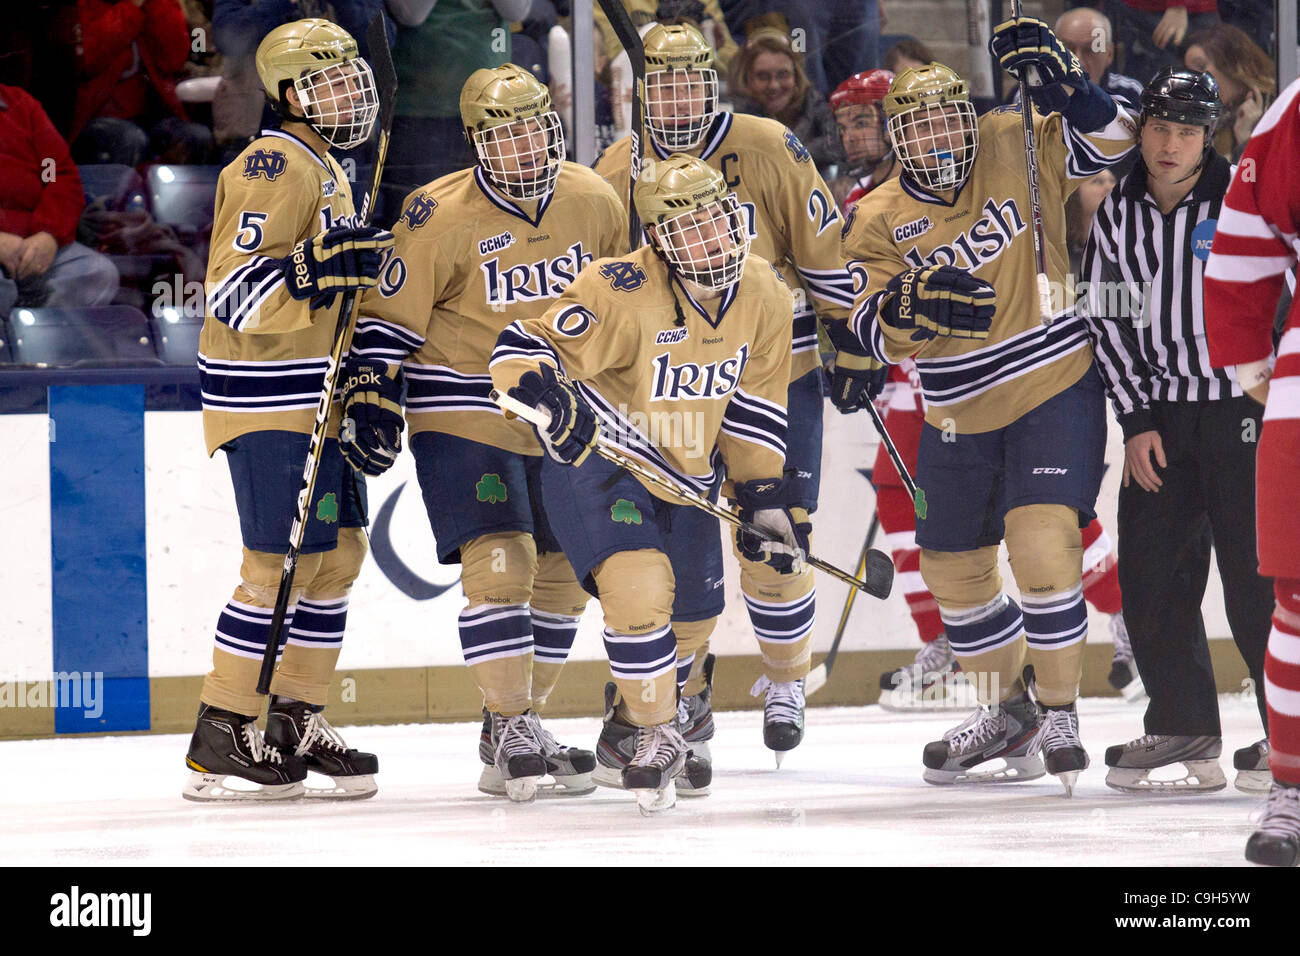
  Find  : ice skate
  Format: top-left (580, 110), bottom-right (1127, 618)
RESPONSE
top-left (182, 704), bottom-right (306, 802)
top-left (595, 683), bottom-right (711, 794)
top-left (750, 675), bottom-right (805, 767)
top-left (1107, 614), bottom-right (1145, 702)
top-left (1030, 702), bottom-right (1089, 796)
top-left (922, 689), bottom-right (1044, 784)
top-left (476, 709), bottom-right (596, 797)
top-left (1245, 782), bottom-right (1300, 867)
top-left (262, 697), bottom-right (378, 799)
top-left (483, 711), bottom-right (547, 802)
top-left (877, 635), bottom-right (969, 712)
top-left (675, 653), bottom-right (715, 761)
top-left (1233, 738), bottom-right (1272, 794)
top-left (623, 723), bottom-right (689, 815)
top-left (1103, 734), bottom-right (1224, 794)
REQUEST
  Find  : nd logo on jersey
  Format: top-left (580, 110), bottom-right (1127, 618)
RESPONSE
top-left (901, 197), bottom-right (1027, 272)
top-left (482, 241), bottom-right (594, 305)
top-left (402, 194), bottom-right (438, 230)
top-left (243, 149), bottom-right (288, 181)
top-left (650, 343), bottom-right (750, 401)
top-left (599, 261), bottom-right (647, 292)
top-left (784, 131), bottom-right (811, 164)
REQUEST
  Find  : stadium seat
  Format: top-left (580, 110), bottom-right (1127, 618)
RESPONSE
top-left (146, 165), bottom-right (221, 230)
top-left (7, 306), bottom-right (161, 367)
top-left (79, 164), bottom-right (147, 212)
top-left (149, 303), bottom-right (203, 366)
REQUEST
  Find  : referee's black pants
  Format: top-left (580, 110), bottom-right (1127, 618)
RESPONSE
top-left (1117, 396), bottom-right (1272, 737)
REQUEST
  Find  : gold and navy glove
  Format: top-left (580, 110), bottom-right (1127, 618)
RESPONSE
top-left (733, 474), bottom-right (812, 575)
top-left (881, 265), bottom-right (995, 342)
top-left (340, 357), bottom-right (404, 476)
top-left (825, 320), bottom-right (888, 414)
top-left (284, 225), bottom-right (395, 301)
top-left (990, 16), bottom-right (1086, 90)
top-left (508, 363), bottom-right (600, 466)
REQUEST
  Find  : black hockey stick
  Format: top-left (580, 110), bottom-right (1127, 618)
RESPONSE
top-left (804, 509), bottom-right (880, 696)
top-left (1009, 0), bottom-right (1053, 325)
top-left (596, 0), bottom-right (645, 250)
top-left (257, 13), bottom-right (398, 695)
top-left (865, 400), bottom-right (917, 502)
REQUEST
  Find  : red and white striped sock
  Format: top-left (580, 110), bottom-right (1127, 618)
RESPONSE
top-left (1080, 519), bottom-right (1123, 616)
top-left (1267, 578), bottom-right (1300, 785)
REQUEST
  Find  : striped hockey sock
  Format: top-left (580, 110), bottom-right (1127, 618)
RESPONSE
top-left (459, 603), bottom-right (533, 716)
top-left (603, 624), bottom-right (677, 726)
top-left (530, 608), bottom-right (580, 711)
top-left (1267, 579), bottom-right (1300, 785)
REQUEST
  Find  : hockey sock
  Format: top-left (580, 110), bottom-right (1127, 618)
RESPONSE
top-left (271, 595), bottom-right (347, 707)
top-left (876, 485), bottom-right (944, 642)
top-left (676, 653), bottom-right (694, 696)
top-left (529, 608), bottom-right (579, 712)
top-left (1022, 583), bottom-right (1088, 705)
top-left (1267, 579), bottom-right (1300, 785)
top-left (941, 592), bottom-right (1025, 706)
top-left (460, 603), bottom-right (534, 716)
top-left (201, 597), bottom-right (294, 717)
top-left (741, 567), bottom-right (816, 682)
top-left (1080, 519), bottom-right (1123, 616)
top-left (604, 624), bottom-right (677, 726)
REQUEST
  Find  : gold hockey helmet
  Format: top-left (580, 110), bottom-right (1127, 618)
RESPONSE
top-left (255, 19), bottom-right (379, 150)
top-left (635, 154), bottom-right (750, 291)
top-left (883, 63), bottom-right (979, 191)
top-left (460, 64), bottom-right (565, 200)
top-left (643, 23), bottom-right (719, 152)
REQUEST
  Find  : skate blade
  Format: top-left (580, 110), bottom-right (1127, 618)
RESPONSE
top-left (685, 740), bottom-right (713, 762)
top-left (774, 751), bottom-right (784, 769)
top-left (676, 783), bottom-right (711, 798)
top-left (923, 756), bottom-right (1045, 786)
top-left (502, 775), bottom-right (542, 803)
top-left (301, 772), bottom-right (378, 800)
top-left (592, 765), bottom-right (627, 790)
top-left (633, 781), bottom-right (676, 815)
top-left (182, 771), bottom-right (304, 803)
top-left (478, 766), bottom-right (595, 798)
top-left (1105, 761), bottom-right (1226, 795)
top-left (1056, 770), bottom-right (1082, 797)
top-left (1234, 770), bottom-right (1273, 795)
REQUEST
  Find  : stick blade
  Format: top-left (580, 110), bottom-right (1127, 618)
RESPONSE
top-left (862, 548), bottom-right (894, 599)
top-left (804, 665), bottom-right (828, 698)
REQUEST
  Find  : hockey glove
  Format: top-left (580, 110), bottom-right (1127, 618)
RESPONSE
top-left (880, 265), bottom-right (995, 342)
top-left (825, 319), bottom-right (888, 413)
top-left (284, 225), bottom-right (395, 301)
top-left (991, 17), bottom-right (1086, 90)
top-left (733, 474), bottom-right (812, 575)
top-left (340, 357), bottom-right (404, 476)
top-left (508, 363), bottom-right (600, 466)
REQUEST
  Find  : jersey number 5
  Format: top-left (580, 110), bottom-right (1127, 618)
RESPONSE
top-left (233, 211), bottom-right (269, 252)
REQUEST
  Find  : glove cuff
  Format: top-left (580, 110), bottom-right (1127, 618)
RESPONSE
top-left (1057, 78), bottom-right (1117, 132)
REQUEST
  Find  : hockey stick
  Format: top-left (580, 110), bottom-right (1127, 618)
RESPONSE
top-left (1009, 0), bottom-right (1054, 326)
top-left (257, 13), bottom-right (398, 695)
top-left (492, 389), bottom-right (895, 599)
top-left (804, 509), bottom-right (880, 697)
top-left (864, 400), bottom-right (917, 502)
top-left (595, 0), bottom-right (645, 250)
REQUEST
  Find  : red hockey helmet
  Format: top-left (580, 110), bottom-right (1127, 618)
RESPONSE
top-left (832, 70), bottom-right (896, 168)
top-left (829, 69), bottom-right (895, 111)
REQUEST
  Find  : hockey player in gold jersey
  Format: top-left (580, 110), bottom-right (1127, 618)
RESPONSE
top-left (595, 22), bottom-right (849, 760)
top-left (489, 154), bottom-right (800, 812)
top-left (347, 64), bottom-right (627, 802)
top-left (834, 19), bottom-right (1137, 793)
top-left (183, 18), bottom-right (395, 801)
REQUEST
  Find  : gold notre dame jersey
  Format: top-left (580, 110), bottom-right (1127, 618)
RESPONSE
top-left (842, 104), bottom-right (1136, 434)
top-left (489, 244), bottom-right (795, 502)
top-left (351, 162), bottom-right (627, 455)
top-left (199, 128), bottom-right (364, 455)
top-left (595, 112), bottom-right (854, 381)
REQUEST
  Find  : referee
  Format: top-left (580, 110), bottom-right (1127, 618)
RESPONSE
top-left (1080, 67), bottom-right (1272, 794)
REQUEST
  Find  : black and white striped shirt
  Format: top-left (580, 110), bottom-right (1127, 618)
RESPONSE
top-left (1080, 151), bottom-right (1241, 440)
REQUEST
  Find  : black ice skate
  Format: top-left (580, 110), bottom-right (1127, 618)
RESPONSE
top-left (1245, 782), bottom-right (1300, 867)
top-left (623, 722), bottom-right (689, 815)
top-left (483, 711), bottom-right (547, 802)
top-left (595, 683), bottom-right (711, 795)
top-left (922, 689), bottom-right (1044, 785)
top-left (1030, 702), bottom-right (1089, 797)
top-left (751, 675), bottom-right (805, 767)
top-left (1233, 738), bottom-right (1272, 794)
top-left (1103, 734), bottom-right (1224, 794)
top-left (1107, 614), bottom-right (1145, 702)
top-left (477, 709), bottom-right (596, 797)
top-left (264, 697), bottom-right (378, 800)
top-left (183, 704), bottom-right (306, 802)
top-left (877, 634), bottom-right (968, 712)
top-left (675, 653), bottom-right (716, 761)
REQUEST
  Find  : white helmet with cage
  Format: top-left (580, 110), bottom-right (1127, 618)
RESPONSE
top-left (643, 23), bottom-right (720, 152)
top-left (256, 19), bottom-right (379, 151)
top-left (635, 154), bottom-right (751, 292)
top-left (882, 62), bottom-right (979, 191)
top-left (461, 64), bottom-right (566, 201)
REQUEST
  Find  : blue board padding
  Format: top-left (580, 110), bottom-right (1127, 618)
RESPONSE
top-left (49, 385), bottom-right (150, 733)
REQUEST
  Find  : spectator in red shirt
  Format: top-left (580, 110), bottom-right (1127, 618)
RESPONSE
top-left (70, 0), bottom-right (214, 166)
top-left (0, 85), bottom-right (119, 317)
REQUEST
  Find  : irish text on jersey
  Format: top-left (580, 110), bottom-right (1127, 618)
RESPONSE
top-left (650, 343), bottom-right (750, 401)
top-left (901, 197), bottom-right (1027, 273)
top-left (481, 241), bottom-right (594, 305)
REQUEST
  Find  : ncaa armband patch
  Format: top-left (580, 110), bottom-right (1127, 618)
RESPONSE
top-left (243, 149), bottom-right (288, 181)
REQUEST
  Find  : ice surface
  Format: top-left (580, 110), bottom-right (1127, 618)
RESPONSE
top-left (0, 695), bottom-right (1268, 866)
